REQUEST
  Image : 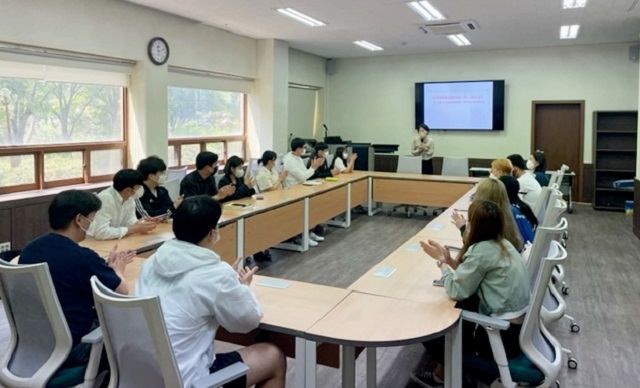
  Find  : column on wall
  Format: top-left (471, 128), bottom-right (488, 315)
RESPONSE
top-left (128, 60), bottom-right (169, 166)
top-left (247, 39), bottom-right (289, 157)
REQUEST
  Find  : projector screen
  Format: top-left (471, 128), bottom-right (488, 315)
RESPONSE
top-left (415, 80), bottom-right (505, 131)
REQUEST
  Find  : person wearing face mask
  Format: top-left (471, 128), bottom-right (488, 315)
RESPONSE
top-left (255, 150), bottom-right (288, 192)
top-left (528, 150), bottom-right (550, 187)
top-left (507, 154), bottom-right (542, 208)
top-left (411, 123), bottom-right (435, 175)
top-left (180, 151), bottom-right (235, 200)
top-left (218, 155), bottom-right (256, 202)
top-left (88, 169), bottom-right (160, 240)
top-left (135, 196), bottom-right (286, 388)
top-left (283, 138), bottom-right (325, 188)
top-left (307, 142), bottom-right (341, 179)
top-left (329, 146), bottom-right (357, 173)
top-left (20, 190), bottom-right (135, 373)
top-left (136, 156), bottom-right (183, 219)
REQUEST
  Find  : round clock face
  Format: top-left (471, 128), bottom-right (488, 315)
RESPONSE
top-left (148, 37), bottom-right (169, 65)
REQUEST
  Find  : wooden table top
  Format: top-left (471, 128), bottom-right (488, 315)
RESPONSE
top-left (79, 222), bottom-right (174, 253)
top-left (306, 292), bottom-right (460, 347)
top-left (250, 275), bottom-right (351, 335)
top-left (369, 171), bottom-right (480, 184)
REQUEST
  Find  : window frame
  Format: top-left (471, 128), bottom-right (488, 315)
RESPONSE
top-left (167, 94), bottom-right (247, 168)
top-left (0, 89), bottom-right (128, 194)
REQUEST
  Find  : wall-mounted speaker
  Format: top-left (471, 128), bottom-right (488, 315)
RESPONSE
top-left (326, 58), bottom-right (337, 75)
top-left (629, 45), bottom-right (639, 63)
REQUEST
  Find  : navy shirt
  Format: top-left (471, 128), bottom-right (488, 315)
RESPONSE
top-left (534, 171), bottom-right (550, 187)
top-left (20, 233), bottom-right (121, 346)
top-left (180, 170), bottom-right (218, 198)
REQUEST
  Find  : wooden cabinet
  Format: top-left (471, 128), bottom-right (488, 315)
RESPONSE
top-left (592, 111), bottom-right (637, 211)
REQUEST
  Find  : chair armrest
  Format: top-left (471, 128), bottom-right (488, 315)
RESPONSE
top-left (81, 326), bottom-right (103, 344)
top-left (461, 311), bottom-right (510, 331)
top-left (191, 362), bottom-right (249, 388)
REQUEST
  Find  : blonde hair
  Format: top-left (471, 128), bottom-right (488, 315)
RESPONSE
top-left (491, 158), bottom-right (513, 177)
top-left (474, 178), bottom-right (523, 251)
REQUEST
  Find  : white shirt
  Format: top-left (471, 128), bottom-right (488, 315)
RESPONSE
top-left (517, 171), bottom-right (542, 208)
top-left (255, 166), bottom-right (281, 192)
top-left (88, 186), bottom-right (137, 240)
top-left (135, 240), bottom-right (263, 388)
top-left (283, 151), bottom-right (315, 188)
top-left (334, 157), bottom-right (347, 172)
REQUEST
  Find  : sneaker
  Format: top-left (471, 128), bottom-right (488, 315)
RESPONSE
top-left (410, 370), bottom-right (444, 388)
top-left (310, 232), bottom-right (325, 242)
top-left (308, 239), bottom-right (318, 247)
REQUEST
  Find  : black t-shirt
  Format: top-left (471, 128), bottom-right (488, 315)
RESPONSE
top-left (307, 155), bottom-right (332, 179)
top-left (180, 170), bottom-right (218, 198)
top-left (218, 175), bottom-right (256, 203)
top-left (20, 233), bottom-right (121, 346)
top-left (137, 183), bottom-right (175, 218)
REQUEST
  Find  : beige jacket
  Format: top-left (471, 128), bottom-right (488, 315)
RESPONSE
top-left (411, 136), bottom-right (435, 160)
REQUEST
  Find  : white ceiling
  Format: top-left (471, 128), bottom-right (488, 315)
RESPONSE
top-left (124, 0), bottom-right (640, 58)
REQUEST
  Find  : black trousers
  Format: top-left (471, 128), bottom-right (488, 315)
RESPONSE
top-left (422, 159), bottom-right (434, 175)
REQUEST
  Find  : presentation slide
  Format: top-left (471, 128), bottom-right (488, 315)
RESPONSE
top-left (423, 81), bottom-right (494, 130)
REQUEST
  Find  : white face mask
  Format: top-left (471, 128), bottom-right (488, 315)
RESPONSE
top-left (80, 216), bottom-right (93, 233)
top-left (342, 153), bottom-right (349, 159)
top-left (208, 227), bottom-right (221, 246)
top-left (526, 160), bottom-right (535, 171)
top-left (156, 173), bottom-right (167, 184)
top-left (131, 186), bottom-right (144, 200)
top-left (234, 169), bottom-right (245, 179)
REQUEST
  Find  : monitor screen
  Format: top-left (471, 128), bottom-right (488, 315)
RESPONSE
top-left (415, 80), bottom-right (505, 131)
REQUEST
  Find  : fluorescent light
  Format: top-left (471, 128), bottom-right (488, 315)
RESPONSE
top-left (407, 1), bottom-right (446, 21)
top-left (353, 40), bottom-right (384, 51)
top-left (275, 8), bottom-right (326, 27)
top-left (447, 34), bottom-right (471, 46)
top-left (562, 0), bottom-right (587, 9)
top-left (560, 24), bottom-right (580, 39)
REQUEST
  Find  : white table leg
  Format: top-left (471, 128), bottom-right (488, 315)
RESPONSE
top-left (444, 321), bottom-right (462, 388)
top-left (302, 198), bottom-right (310, 251)
top-left (341, 345), bottom-right (356, 388)
top-left (366, 347), bottom-right (376, 388)
top-left (295, 338), bottom-right (317, 388)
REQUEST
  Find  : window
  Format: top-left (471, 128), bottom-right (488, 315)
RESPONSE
top-left (167, 87), bottom-right (246, 167)
top-left (0, 75), bottom-right (126, 193)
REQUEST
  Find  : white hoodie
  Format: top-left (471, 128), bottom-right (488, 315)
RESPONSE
top-left (135, 239), bottom-right (263, 387)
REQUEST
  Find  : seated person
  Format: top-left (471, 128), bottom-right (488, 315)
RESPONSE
top-left (20, 190), bottom-right (135, 371)
top-left (329, 146), bottom-right (357, 174)
top-left (282, 138), bottom-right (324, 188)
top-left (136, 155), bottom-right (183, 219)
top-left (89, 169), bottom-right (159, 240)
top-left (499, 175), bottom-right (538, 245)
top-left (218, 155), bottom-right (256, 202)
top-left (528, 151), bottom-right (550, 187)
top-left (134, 196), bottom-right (286, 388)
top-left (490, 158), bottom-right (513, 179)
top-left (255, 150), bottom-right (288, 192)
top-left (180, 151), bottom-right (235, 201)
top-left (306, 142), bottom-right (340, 179)
top-left (414, 200), bottom-right (530, 386)
top-left (452, 178), bottom-right (523, 252)
top-left (507, 154), bottom-right (542, 208)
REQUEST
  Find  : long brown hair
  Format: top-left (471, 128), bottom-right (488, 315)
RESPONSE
top-left (458, 200), bottom-right (510, 261)
top-left (473, 178), bottom-right (523, 251)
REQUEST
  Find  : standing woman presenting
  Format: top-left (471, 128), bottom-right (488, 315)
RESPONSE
top-left (411, 123), bottom-right (435, 174)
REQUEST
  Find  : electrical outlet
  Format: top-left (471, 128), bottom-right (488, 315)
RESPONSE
top-left (0, 242), bottom-right (11, 253)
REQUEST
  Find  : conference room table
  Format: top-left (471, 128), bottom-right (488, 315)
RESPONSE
top-left (80, 170), bottom-right (479, 388)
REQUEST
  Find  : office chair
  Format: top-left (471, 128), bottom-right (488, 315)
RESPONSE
top-left (533, 184), bottom-right (559, 226)
top-left (166, 167), bottom-right (188, 183)
top-left (90, 276), bottom-right (248, 388)
top-left (390, 155), bottom-right (430, 217)
top-left (441, 156), bottom-right (469, 177)
top-left (162, 179), bottom-right (181, 202)
top-left (463, 240), bottom-right (566, 387)
top-left (0, 259), bottom-right (103, 388)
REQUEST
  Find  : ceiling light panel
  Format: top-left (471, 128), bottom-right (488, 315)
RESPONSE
top-left (560, 24), bottom-right (580, 39)
top-left (407, 1), bottom-right (446, 21)
top-left (447, 34), bottom-right (471, 46)
top-left (275, 8), bottom-right (326, 27)
top-left (562, 0), bottom-right (587, 9)
top-left (353, 41), bottom-right (384, 51)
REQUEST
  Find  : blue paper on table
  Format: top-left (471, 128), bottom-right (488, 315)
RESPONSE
top-left (255, 279), bottom-right (292, 289)
top-left (430, 223), bottom-right (445, 231)
top-left (373, 267), bottom-right (397, 278)
top-left (405, 243), bottom-right (420, 252)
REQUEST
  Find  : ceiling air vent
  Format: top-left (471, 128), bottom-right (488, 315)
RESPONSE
top-left (420, 20), bottom-right (479, 35)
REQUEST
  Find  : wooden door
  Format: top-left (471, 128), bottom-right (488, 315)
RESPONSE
top-left (532, 101), bottom-right (584, 202)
